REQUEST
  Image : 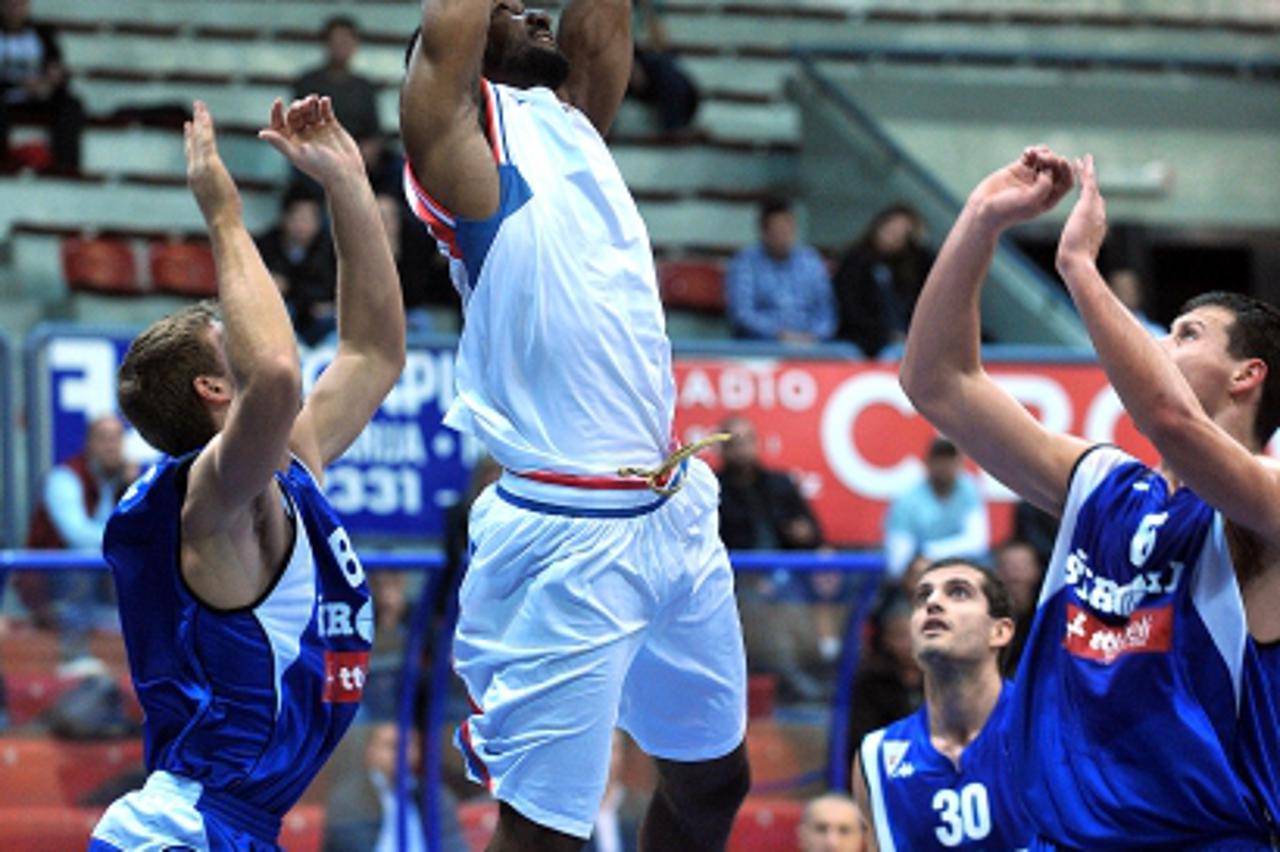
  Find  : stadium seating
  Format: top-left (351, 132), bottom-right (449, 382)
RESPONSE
top-left (149, 238), bottom-right (218, 298)
top-left (60, 236), bottom-right (141, 296)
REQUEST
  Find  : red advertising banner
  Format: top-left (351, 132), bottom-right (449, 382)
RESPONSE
top-left (672, 358), bottom-right (1161, 547)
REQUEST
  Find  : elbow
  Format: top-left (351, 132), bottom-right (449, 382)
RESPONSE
top-left (250, 353), bottom-right (303, 404)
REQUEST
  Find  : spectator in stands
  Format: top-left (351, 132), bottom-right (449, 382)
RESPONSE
top-left (882, 437), bottom-right (989, 580)
top-left (846, 590), bottom-right (921, 763)
top-left (376, 191), bottom-right (455, 335)
top-left (831, 203), bottom-right (932, 357)
top-left (323, 721), bottom-right (468, 852)
top-left (1107, 267), bottom-right (1165, 336)
top-left (627, 0), bottom-right (700, 136)
top-left (256, 185), bottom-right (338, 346)
top-left (717, 414), bottom-right (831, 701)
top-left (797, 792), bottom-right (866, 852)
top-left (726, 197), bottom-right (836, 343)
top-left (1011, 497), bottom-right (1057, 568)
top-left (23, 413), bottom-right (136, 659)
top-left (293, 16), bottom-right (381, 151)
top-left (0, 0), bottom-right (85, 174)
top-left (585, 729), bottom-right (649, 852)
top-left (993, 538), bottom-right (1043, 671)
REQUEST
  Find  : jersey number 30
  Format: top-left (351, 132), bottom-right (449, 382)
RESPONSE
top-left (932, 782), bottom-right (991, 846)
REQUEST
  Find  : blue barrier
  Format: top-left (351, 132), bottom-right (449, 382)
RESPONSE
top-left (0, 547), bottom-right (883, 849)
top-left (0, 331), bottom-right (11, 547)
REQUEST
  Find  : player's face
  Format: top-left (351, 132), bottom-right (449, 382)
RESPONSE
top-left (911, 566), bottom-right (1004, 666)
top-left (798, 798), bottom-right (865, 852)
top-left (1160, 305), bottom-right (1239, 419)
top-left (484, 2), bottom-right (570, 90)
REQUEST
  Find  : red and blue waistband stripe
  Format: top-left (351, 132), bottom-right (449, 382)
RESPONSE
top-left (403, 164), bottom-right (462, 261)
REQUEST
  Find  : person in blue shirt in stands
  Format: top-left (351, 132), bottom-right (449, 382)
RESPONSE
top-left (89, 95), bottom-right (404, 851)
top-left (726, 197), bottom-right (836, 344)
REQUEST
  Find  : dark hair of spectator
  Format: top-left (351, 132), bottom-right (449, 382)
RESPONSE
top-left (117, 301), bottom-right (225, 456)
top-left (323, 16), bottom-right (359, 39)
top-left (281, 184), bottom-right (319, 215)
top-left (758, 196), bottom-right (792, 228)
top-left (855, 202), bottom-right (922, 253)
top-left (927, 437), bottom-right (958, 459)
top-left (1180, 291), bottom-right (1280, 447)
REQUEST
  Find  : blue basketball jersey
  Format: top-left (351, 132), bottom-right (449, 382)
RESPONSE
top-left (861, 684), bottom-right (1032, 851)
top-left (103, 453), bottom-right (373, 831)
top-left (1009, 446), bottom-right (1280, 848)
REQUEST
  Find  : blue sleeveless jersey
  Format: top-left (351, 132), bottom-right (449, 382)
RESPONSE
top-left (1009, 446), bottom-right (1280, 848)
top-left (861, 684), bottom-right (1033, 851)
top-left (103, 453), bottom-right (373, 822)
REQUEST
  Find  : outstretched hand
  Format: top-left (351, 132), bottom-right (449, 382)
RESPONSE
top-left (968, 145), bottom-right (1073, 232)
top-left (185, 101), bottom-right (243, 227)
top-left (1056, 154), bottom-right (1107, 273)
top-left (259, 95), bottom-right (364, 187)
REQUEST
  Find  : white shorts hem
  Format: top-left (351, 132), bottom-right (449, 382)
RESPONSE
top-left (626, 724), bottom-right (747, 764)
top-left (496, 789), bottom-right (595, 840)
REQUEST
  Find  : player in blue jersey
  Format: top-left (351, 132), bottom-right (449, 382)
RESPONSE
top-left (901, 148), bottom-right (1280, 847)
top-left (399, 0), bottom-right (750, 850)
top-left (853, 559), bottom-right (1032, 851)
top-left (88, 96), bottom-right (404, 851)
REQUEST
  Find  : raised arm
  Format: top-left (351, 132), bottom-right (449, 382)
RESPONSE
top-left (182, 102), bottom-right (302, 538)
top-left (900, 147), bottom-right (1089, 515)
top-left (558, 0), bottom-right (633, 134)
top-left (1057, 156), bottom-right (1280, 546)
top-left (400, 0), bottom-right (500, 218)
top-left (260, 96), bottom-right (407, 476)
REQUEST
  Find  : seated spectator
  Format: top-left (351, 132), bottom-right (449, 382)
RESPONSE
top-left (323, 721), bottom-right (467, 852)
top-left (726, 197), bottom-right (836, 344)
top-left (376, 192), bottom-right (456, 336)
top-left (0, 0), bottom-right (84, 173)
top-left (23, 413), bottom-right (136, 660)
top-left (846, 590), bottom-right (921, 758)
top-left (831, 203), bottom-right (932, 357)
top-left (798, 792), bottom-right (867, 852)
top-left (1011, 497), bottom-right (1058, 568)
top-left (993, 538), bottom-right (1044, 671)
top-left (1107, 267), bottom-right (1165, 336)
top-left (293, 16), bottom-right (380, 151)
top-left (882, 437), bottom-right (989, 580)
top-left (717, 414), bottom-right (832, 701)
top-left (256, 186), bottom-right (338, 346)
top-left (627, 0), bottom-right (700, 136)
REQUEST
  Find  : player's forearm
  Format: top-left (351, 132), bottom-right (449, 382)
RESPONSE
top-left (1058, 255), bottom-right (1200, 441)
top-left (325, 174), bottom-right (406, 372)
top-left (900, 203), bottom-right (997, 409)
top-left (208, 221), bottom-right (300, 389)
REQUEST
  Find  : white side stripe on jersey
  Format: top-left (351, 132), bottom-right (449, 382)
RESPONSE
top-left (860, 728), bottom-right (898, 852)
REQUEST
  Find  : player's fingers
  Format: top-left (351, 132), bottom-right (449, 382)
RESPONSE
top-left (320, 96), bottom-right (336, 125)
top-left (258, 129), bottom-right (293, 158)
top-left (269, 98), bottom-right (286, 134)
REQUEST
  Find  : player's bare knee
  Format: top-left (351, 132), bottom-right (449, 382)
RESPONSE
top-left (656, 741), bottom-right (751, 813)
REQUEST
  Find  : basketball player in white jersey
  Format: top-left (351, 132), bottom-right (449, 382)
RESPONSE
top-left (400, 2), bottom-right (750, 850)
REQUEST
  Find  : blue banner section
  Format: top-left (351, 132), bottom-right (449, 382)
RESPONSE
top-left (0, 330), bottom-right (12, 546)
top-left (24, 325), bottom-right (475, 540)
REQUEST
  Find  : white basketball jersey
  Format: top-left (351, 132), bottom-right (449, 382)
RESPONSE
top-left (405, 81), bottom-right (674, 475)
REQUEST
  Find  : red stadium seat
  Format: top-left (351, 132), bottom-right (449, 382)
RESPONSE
top-left (149, 239), bottom-right (218, 298)
top-left (0, 805), bottom-right (101, 851)
top-left (459, 799), bottom-right (498, 851)
top-left (60, 236), bottom-right (141, 295)
top-left (658, 259), bottom-right (726, 313)
top-left (727, 797), bottom-right (805, 852)
top-left (281, 803), bottom-right (325, 852)
top-left (0, 737), bottom-right (144, 807)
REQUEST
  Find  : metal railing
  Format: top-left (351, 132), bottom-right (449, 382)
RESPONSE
top-left (0, 548), bottom-right (884, 850)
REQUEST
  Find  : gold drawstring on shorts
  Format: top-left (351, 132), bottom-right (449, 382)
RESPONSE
top-left (617, 433), bottom-right (730, 497)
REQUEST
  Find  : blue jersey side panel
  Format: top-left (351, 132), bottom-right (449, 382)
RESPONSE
top-left (104, 454), bottom-right (372, 819)
top-left (863, 685), bottom-right (1032, 851)
top-left (1009, 447), bottom-right (1274, 847)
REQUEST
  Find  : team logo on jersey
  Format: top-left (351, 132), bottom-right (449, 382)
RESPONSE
top-left (1063, 602), bottom-right (1173, 664)
top-left (883, 740), bottom-right (914, 778)
top-left (318, 599), bottom-right (375, 644)
top-left (323, 650), bottom-right (370, 703)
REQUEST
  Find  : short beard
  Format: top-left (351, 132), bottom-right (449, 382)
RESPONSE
top-left (485, 43), bottom-right (571, 91)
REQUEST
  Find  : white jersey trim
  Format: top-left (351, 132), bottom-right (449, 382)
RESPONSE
top-left (860, 728), bottom-right (898, 852)
top-left (252, 487), bottom-right (315, 717)
top-left (1192, 512), bottom-right (1248, 708)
